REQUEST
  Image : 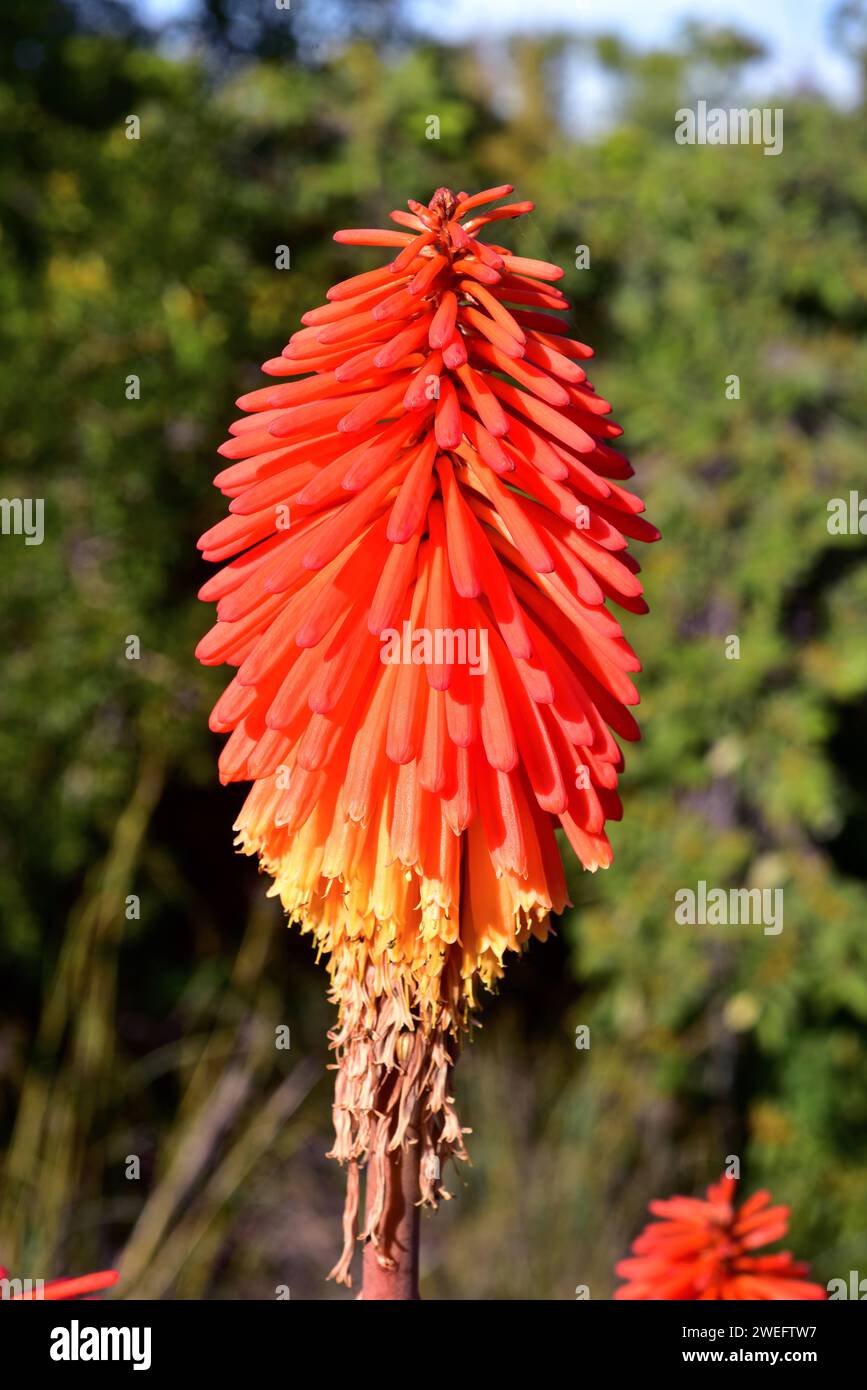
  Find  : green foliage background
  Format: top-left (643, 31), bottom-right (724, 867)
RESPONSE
top-left (1, 0), bottom-right (866, 1298)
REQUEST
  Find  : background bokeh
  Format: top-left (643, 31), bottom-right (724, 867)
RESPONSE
top-left (2, 0), bottom-right (866, 1300)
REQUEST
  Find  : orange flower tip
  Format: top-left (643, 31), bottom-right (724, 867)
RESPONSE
top-left (505, 255), bottom-right (564, 281)
top-left (454, 184), bottom-right (514, 217)
top-left (427, 668), bottom-right (453, 693)
top-left (26, 1270), bottom-right (120, 1301)
top-left (442, 342), bottom-right (468, 370)
top-left (385, 518), bottom-right (416, 545)
top-left (434, 423), bottom-right (463, 450)
top-left (332, 228), bottom-right (413, 248)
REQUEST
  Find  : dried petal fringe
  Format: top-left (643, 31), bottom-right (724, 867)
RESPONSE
top-left (326, 965), bottom-right (469, 1286)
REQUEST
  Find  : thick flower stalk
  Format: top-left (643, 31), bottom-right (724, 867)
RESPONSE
top-left (197, 185), bottom-right (657, 1287)
top-left (615, 1174), bottom-right (827, 1300)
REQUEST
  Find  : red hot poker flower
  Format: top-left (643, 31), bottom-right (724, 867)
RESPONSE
top-left (615, 1174), bottom-right (827, 1300)
top-left (197, 185), bottom-right (657, 1285)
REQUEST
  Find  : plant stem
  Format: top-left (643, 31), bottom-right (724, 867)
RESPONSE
top-left (361, 1134), bottom-right (421, 1300)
